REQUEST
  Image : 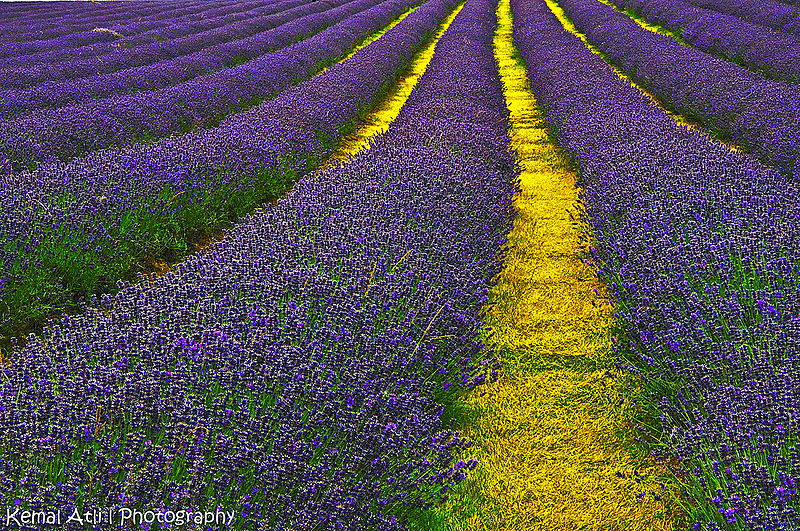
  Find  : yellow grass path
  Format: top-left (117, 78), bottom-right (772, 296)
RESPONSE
top-left (322, 2), bottom-right (466, 167)
top-left (420, 0), bottom-right (680, 528)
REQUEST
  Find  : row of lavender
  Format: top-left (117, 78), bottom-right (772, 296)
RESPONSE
top-left (0, 0), bottom-right (515, 527)
top-left (515, 0), bottom-right (800, 528)
top-left (684, 0), bottom-right (800, 37)
top-left (554, 0), bottom-right (800, 180)
top-left (0, 0), bottom-right (329, 92)
top-left (0, 0), bottom-right (450, 346)
top-left (610, 0), bottom-right (800, 83)
top-left (0, 0), bottom-right (213, 49)
top-left (0, 0), bottom-right (287, 67)
top-left (0, 0), bottom-right (400, 171)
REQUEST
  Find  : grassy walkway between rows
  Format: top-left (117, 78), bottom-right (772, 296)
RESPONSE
top-left (415, 0), bottom-right (682, 527)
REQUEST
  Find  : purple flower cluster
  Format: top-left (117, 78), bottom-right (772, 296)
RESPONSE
top-left (0, 0), bottom-right (514, 527)
top-left (556, 0), bottom-right (800, 179)
top-left (684, 0), bottom-right (800, 37)
top-left (0, 0), bottom-right (457, 346)
top-left (513, 0), bottom-right (800, 528)
top-left (0, 0), bottom-right (290, 68)
top-left (0, 1), bottom-right (213, 53)
top-left (0, 0), bottom-right (415, 171)
top-left (612, 0), bottom-right (800, 83)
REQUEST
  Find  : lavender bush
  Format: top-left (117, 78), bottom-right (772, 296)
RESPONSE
top-left (514, 0), bottom-right (800, 527)
top-left (555, 0), bottom-right (800, 179)
top-left (0, 0), bottom-right (416, 171)
top-left (0, 0), bottom-right (515, 527)
top-left (612, 0), bottom-right (800, 83)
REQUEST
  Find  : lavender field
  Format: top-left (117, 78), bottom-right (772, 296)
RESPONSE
top-left (0, 0), bottom-right (798, 529)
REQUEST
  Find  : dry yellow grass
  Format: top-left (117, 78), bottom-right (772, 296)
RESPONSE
top-left (416, 0), bottom-right (682, 528)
